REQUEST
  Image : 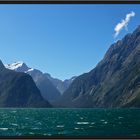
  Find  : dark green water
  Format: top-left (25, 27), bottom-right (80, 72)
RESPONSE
top-left (0, 108), bottom-right (140, 137)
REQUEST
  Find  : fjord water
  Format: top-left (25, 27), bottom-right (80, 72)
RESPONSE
top-left (0, 108), bottom-right (140, 137)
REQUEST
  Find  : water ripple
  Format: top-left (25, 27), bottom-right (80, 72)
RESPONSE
top-left (77, 122), bottom-right (89, 124)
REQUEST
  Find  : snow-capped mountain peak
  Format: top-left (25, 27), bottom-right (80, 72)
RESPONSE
top-left (5, 61), bottom-right (30, 72)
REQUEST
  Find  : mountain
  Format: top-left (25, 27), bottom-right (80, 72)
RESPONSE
top-left (5, 61), bottom-right (30, 72)
top-left (45, 74), bottom-right (77, 94)
top-left (5, 62), bottom-right (61, 103)
top-left (57, 25), bottom-right (140, 108)
top-left (0, 60), bottom-right (51, 107)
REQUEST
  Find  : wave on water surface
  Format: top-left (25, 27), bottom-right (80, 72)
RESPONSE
top-left (0, 108), bottom-right (139, 137)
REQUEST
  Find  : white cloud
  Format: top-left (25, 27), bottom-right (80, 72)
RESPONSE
top-left (114, 11), bottom-right (135, 38)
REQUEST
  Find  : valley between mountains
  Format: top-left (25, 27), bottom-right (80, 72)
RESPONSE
top-left (1, 25), bottom-right (140, 108)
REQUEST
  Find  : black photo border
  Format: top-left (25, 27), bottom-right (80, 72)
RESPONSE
top-left (0, 0), bottom-right (140, 139)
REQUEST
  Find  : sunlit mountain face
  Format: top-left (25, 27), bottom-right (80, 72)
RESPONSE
top-left (56, 26), bottom-right (140, 108)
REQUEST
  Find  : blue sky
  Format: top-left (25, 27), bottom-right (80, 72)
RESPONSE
top-left (0, 4), bottom-right (140, 80)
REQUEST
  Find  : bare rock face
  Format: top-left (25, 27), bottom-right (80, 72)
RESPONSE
top-left (58, 25), bottom-right (140, 108)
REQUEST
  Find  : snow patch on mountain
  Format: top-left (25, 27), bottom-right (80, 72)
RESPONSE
top-left (4, 61), bottom-right (31, 72)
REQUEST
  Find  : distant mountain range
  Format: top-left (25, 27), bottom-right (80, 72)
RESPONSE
top-left (55, 25), bottom-right (140, 108)
top-left (46, 73), bottom-right (77, 94)
top-left (0, 60), bottom-right (51, 107)
top-left (5, 62), bottom-right (76, 103)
